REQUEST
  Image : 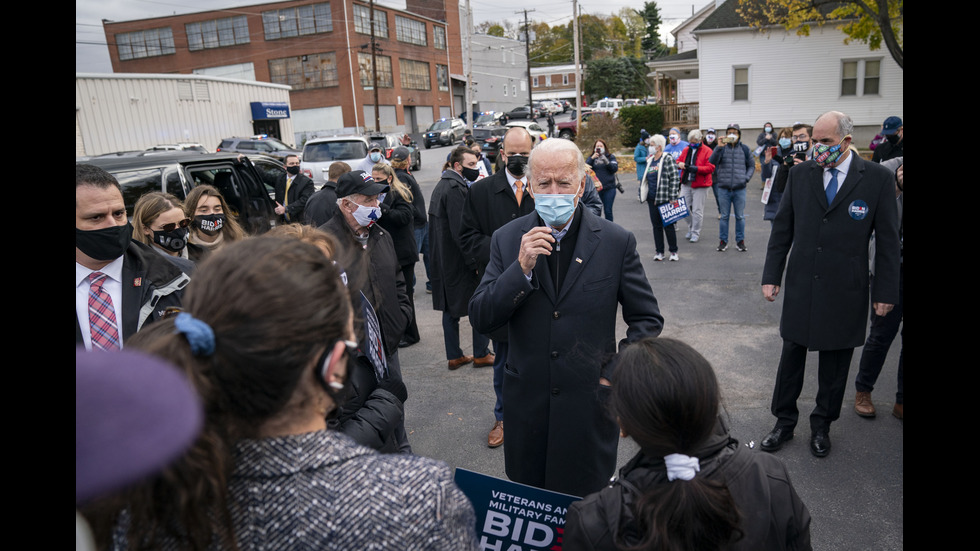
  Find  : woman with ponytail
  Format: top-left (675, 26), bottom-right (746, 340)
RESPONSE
top-left (84, 236), bottom-right (477, 550)
top-left (564, 338), bottom-right (811, 551)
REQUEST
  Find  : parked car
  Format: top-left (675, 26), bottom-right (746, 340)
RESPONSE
top-left (556, 111), bottom-right (597, 140)
top-left (506, 105), bottom-right (541, 120)
top-left (366, 133), bottom-right (422, 171)
top-left (216, 135), bottom-right (302, 161)
top-left (505, 120), bottom-right (547, 144)
top-left (145, 143), bottom-right (208, 153)
top-left (79, 152), bottom-right (282, 235)
top-left (473, 111), bottom-right (505, 128)
top-left (423, 118), bottom-right (466, 148)
top-left (478, 127), bottom-right (510, 164)
top-left (300, 136), bottom-right (371, 186)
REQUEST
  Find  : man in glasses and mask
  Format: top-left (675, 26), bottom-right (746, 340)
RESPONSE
top-left (469, 138), bottom-right (663, 497)
top-left (75, 165), bottom-right (189, 350)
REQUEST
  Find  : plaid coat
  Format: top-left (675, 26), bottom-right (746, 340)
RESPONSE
top-left (647, 153), bottom-right (681, 205)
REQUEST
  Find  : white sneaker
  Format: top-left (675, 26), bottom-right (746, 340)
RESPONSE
top-left (669, 252), bottom-right (679, 261)
top-left (685, 231), bottom-right (692, 240)
top-left (690, 235), bottom-right (699, 243)
top-left (654, 253), bottom-right (665, 261)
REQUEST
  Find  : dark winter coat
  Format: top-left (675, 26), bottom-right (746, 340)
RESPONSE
top-left (469, 206), bottom-right (664, 497)
top-left (762, 155), bottom-right (900, 350)
top-left (429, 169), bottom-right (481, 318)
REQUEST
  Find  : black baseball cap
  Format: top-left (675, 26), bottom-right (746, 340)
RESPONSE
top-left (336, 170), bottom-right (389, 198)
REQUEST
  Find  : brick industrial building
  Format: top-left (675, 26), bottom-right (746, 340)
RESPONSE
top-left (102, 0), bottom-right (464, 141)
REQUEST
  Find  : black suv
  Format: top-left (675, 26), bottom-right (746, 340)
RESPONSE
top-left (423, 118), bottom-right (466, 149)
top-left (216, 135), bottom-right (302, 161)
top-left (79, 152), bottom-right (283, 235)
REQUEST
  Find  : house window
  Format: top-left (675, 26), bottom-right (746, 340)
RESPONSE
top-left (504, 83), bottom-right (508, 97)
top-left (116, 27), bottom-right (176, 60)
top-left (733, 66), bottom-right (749, 101)
top-left (186, 15), bottom-right (250, 50)
top-left (841, 59), bottom-right (881, 96)
top-left (437, 64), bottom-right (449, 91)
top-left (434, 26), bottom-right (447, 50)
top-left (262, 4), bottom-right (332, 41)
top-left (396, 16), bottom-right (426, 46)
top-left (358, 53), bottom-right (393, 88)
top-left (512, 84), bottom-right (517, 96)
top-left (532, 76), bottom-right (538, 87)
top-left (545, 75), bottom-right (552, 87)
top-left (268, 52), bottom-right (339, 90)
top-left (354, 5), bottom-right (388, 38)
top-left (400, 59), bottom-right (431, 90)
top-left (563, 73), bottom-right (569, 85)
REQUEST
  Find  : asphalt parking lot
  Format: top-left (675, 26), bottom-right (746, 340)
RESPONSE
top-left (397, 139), bottom-right (903, 550)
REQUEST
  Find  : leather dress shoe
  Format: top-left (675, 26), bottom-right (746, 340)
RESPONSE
top-left (448, 355), bottom-right (474, 370)
top-left (810, 432), bottom-right (831, 458)
top-left (892, 403), bottom-right (903, 420)
top-left (488, 421), bottom-right (504, 448)
top-left (473, 352), bottom-right (495, 367)
top-left (760, 427), bottom-right (794, 452)
top-left (398, 338), bottom-right (419, 349)
top-left (854, 391), bottom-right (876, 417)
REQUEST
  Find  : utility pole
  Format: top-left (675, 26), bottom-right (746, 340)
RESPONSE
top-left (517, 9), bottom-right (535, 114)
top-left (370, 0), bottom-right (380, 132)
top-left (465, 0), bottom-right (473, 130)
top-left (573, 0), bottom-right (581, 132)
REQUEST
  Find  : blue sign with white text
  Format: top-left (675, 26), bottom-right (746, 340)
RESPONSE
top-left (454, 468), bottom-right (581, 551)
top-left (250, 102), bottom-right (290, 120)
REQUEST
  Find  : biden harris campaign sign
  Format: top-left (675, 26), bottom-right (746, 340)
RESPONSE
top-left (454, 468), bottom-right (581, 551)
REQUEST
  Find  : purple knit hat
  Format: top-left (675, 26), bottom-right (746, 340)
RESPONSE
top-left (76, 348), bottom-right (203, 504)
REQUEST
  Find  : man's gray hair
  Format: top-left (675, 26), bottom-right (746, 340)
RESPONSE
top-left (817, 111), bottom-right (854, 138)
top-left (526, 138), bottom-right (585, 182)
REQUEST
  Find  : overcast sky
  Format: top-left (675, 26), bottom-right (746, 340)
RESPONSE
top-left (76, 0), bottom-right (713, 73)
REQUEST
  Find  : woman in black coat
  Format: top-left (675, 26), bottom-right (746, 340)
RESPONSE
top-left (374, 162), bottom-right (422, 346)
top-left (564, 338), bottom-right (811, 551)
top-left (586, 138), bottom-right (619, 221)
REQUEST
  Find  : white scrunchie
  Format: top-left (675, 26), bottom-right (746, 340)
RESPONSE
top-left (664, 453), bottom-right (700, 481)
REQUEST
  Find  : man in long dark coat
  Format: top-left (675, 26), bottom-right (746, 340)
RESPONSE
top-left (429, 147), bottom-right (494, 370)
top-left (469, 138), bottom-right (663, 497)
top-left (760, 111), bottom-right (901, 458)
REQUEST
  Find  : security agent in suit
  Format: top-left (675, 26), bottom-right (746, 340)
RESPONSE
top-left (469, 138), bottom-right (664, 497)
top-left (760, 111), bottom-right (900, 458)
top-left (274, 154), bottom-right (314, 223)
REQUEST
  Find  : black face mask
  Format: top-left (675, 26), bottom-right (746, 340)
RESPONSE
top-left (195, 214), bottom-right (226, 236)
top-left (885, 133), bottom-right (901, 144)
top-left (153, 227), bottom-right (189, 252)
top-left (286, 165), bottom-right (301, 175)
top-left (793, 141), bottom-right (810, 153)
top-left (461, 166), bottom-right (482, 182)
top-left (76, 223), bottom-right (132, 261)
top-left (505, 154), bottom-right (529, 177)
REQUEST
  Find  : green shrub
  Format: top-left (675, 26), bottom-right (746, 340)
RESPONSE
top-left (576, 113), bottom-right (623, 156)
top-left (618, 105), bottom-right (664, 148)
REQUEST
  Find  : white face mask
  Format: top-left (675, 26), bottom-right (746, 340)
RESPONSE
top-left (595, 146), bottom-right (605, 154)
top-left (669, 134), bottom-right (679, 144)
top-left (348, 200), bottom-right (382, 228)
top-left (727, 134), bottom-right (738, 141)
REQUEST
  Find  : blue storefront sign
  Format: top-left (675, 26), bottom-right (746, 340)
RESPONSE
top-left (454, 468), bottom-right (581, 551)
top-left (250, 102), bottom-right (290, 120)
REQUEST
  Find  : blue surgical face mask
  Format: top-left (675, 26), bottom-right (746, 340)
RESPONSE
top-left (369, 152), bottom-right (382, 163)
top-left (533, 183), bottom-right (581, 228)
top-left (778, 137), bottom-right (792, 149)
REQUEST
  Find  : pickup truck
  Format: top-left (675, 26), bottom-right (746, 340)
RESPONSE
top-left (555, 111), bottom-right (596, 140)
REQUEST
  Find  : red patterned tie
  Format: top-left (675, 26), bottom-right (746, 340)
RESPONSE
top-left (88, 272), bottom-right (121, 351)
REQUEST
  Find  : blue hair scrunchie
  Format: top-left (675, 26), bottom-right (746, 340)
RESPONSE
top-left (174, 312), bottom-right (215, 357)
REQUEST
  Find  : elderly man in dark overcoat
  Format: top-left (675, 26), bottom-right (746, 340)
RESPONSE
top-left (760, 111), bottom-right (900, 458)
top-left (469, 138), bottom-right (664, 497)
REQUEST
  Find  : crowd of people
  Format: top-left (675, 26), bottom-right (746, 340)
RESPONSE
top-left (77, 112), bottom-right (902, 550)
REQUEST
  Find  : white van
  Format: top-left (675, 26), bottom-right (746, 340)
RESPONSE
top-left (594, 98), bottom-right (623, 116)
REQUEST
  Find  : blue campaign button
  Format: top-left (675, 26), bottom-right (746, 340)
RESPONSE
top-left (849, 200), bottom-right (869, 220)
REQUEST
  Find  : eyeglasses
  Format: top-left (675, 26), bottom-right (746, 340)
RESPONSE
top-left (157, 218), bottom-right (191, 232)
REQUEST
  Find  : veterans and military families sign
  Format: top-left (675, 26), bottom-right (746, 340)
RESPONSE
top-left (454, 469), bottom-right (581, 551)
